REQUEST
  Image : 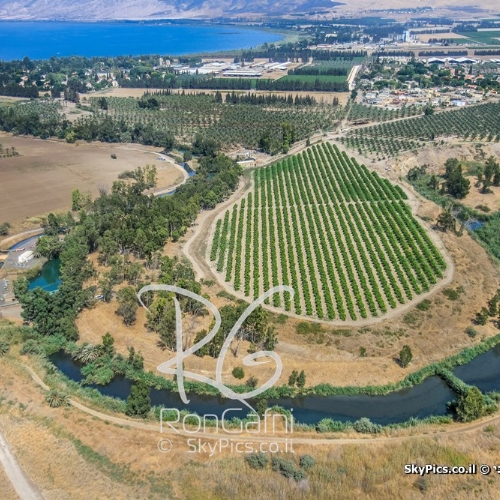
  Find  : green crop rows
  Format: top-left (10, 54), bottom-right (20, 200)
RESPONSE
top-left (87, 93), bottom-right (343, 150)
top-left (341, 102), bottom-right (500, 158)
top-left (210, 143), bottom-right (447, 321)
top-left (348, 103), bottom-right (421, 123)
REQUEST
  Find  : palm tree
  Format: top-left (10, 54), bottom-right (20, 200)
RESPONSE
top-left (45, 389), bottom-right (70, 408)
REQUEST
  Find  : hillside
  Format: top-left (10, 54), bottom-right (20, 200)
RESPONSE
top-left (0, 0), bottom-right (489, 21)
top-left (0, 0), bottom-right (339, 20)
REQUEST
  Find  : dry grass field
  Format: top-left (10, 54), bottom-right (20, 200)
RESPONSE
top-left (0, 133), bottom-right (183, 226)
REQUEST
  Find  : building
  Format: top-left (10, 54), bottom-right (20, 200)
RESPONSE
top-left (18, 250), bottom-right (34, 264)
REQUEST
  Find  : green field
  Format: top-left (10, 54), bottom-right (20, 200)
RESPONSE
top-left (210, 143), bottom-right (446, 321)
top-left (280, 75), bottom-right (347, 83)
top-left (454, 31), bottom-right (500, 45)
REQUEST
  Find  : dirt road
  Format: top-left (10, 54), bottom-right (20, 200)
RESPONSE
top-left (0, 425), bottom-right (43, 500)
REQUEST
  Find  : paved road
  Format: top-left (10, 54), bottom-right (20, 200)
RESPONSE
top-left (0, 426), bottom-right (43, 500)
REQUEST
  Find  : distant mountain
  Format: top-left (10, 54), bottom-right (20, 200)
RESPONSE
top-left (0, 0), bottom-right (488, 21)
top-left (0, 0), bottom-right (342, 20)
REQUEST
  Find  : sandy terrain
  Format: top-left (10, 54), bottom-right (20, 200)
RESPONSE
top-left (0, 133), bottom-right (183, 225)
top-left (461, 177), bottom-right (500, 213)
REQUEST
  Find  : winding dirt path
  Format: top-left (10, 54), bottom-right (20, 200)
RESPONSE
top-left (0, 425), bottom-right (43, 500)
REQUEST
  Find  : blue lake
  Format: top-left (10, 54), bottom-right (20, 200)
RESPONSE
top-left (28, 258), bottom-right (61, 292)
top-left (0, 22), bottom-right (283, 60)
top-left (465, 220), bottom-right (484, 231)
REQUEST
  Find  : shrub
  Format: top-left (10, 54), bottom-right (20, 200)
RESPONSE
top-left (443, 287), bottom-right (463, 301)
top-left (465, 326), bottom-right (478, 339)
top-left (316, 419), bottom-right (351, 433)
top-left (416, 299), bottom-right (431, 311)
top-left (271, 457), bottom-right (298, 479)
top-left (232, 367), bottom-right (245, 379)
top-left (400, 345), bottom-right (413, 368)
top-left (353, 417), bottom-right (382, 434)
top-left (247, 376), bottom-right (258, 388)
top-left (0, 341), bottom-right (10, 355)
top-left (110, 153), bottom-right (117, 159)
top-left (245, 452), bottom-right (268, 470)
top-left (19, 339), bottom-right (44, 355)
top-left (276, 314), bottom-right (288, 324)
top-left (296, 322), bottom-right (310, 335)
top-left (299, 455), bottom-right (316, 470)
top-left (475, 204), bottom-right (491, 213)
top-left (456, 386), bottom-right (484, 422)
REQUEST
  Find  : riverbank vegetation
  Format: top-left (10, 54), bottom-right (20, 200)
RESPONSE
top-left (406, 158), bottom-right (500, 262)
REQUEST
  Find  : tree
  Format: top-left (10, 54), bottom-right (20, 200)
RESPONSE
top-left (475, 307), bottom-right (489, 326)
top-left (232, 367), bottom-right (245, 379)
top-left (399, 345), bottom-right (413, 368)
top-left (443, 159), bottom-right (470, 199)
top-left (116, 286), bottom-right (138, 325)
top-left (436, 211), bottom-right (455, 233)
top-left (428, 174), bottom-right (440, 191)
top-left (36, 235), bottom-right (62, 259)
top-left (297, 370), bottom-right (306, 388)
top-left (72, 189), bottom-right (83, 211)
top-left (102, 332), bottom-right (115, 355)
top-left (456, 386), bottom-right (484, 422)
top-left (288, 370), bottom-right (298, 386)
top-left (125, 381), bottom-right (151, 417)
top-left (146, 296), bottom-right (176, 349)
top-left (0, 222), bottom-right (10, 236)
top-left (99, 277), bottom-right (113, 302)
top-left (127, 346), bottom-right (144, 370)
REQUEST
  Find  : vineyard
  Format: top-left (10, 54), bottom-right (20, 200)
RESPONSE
top-left (341, 102), bottom-right (500, 159)
top-left (347, 103), bottom-right (421, 123)
top-left (87, 93), bottom-right (343, 148)
top-left (210, 143), bottom-right (447, 321)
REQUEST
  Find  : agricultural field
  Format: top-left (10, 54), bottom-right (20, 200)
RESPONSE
top-left (347, 103), bottom-right (421, 123)
top-left (210, 143), bottom-right (447, 321)
top-left (453, 31), bottom-right (500, 45)
top-left (0, 133), bottom-right (181, 225)
top-left (89, 93), bottom-right (343, 149)
top-left (341, 102), bottom-right (500, 158)
top-left (280, 74), bottom-right (347, 83)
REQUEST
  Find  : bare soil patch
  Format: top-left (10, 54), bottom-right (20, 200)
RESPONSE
top-left (0, 133), bottom-right (182, 225)
top-left (416, 32), bottom-right (468, 42)
top-left (461, 177), bottom-right (500, 212)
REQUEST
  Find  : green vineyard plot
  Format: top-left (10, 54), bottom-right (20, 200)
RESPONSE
top-left (341, 102), bottom-right (500, 158)
top-left (209, 143), bottom-right (448, 321)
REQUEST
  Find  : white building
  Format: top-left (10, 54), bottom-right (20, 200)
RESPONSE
top-left (18, 250), bottom-right (34, 264)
